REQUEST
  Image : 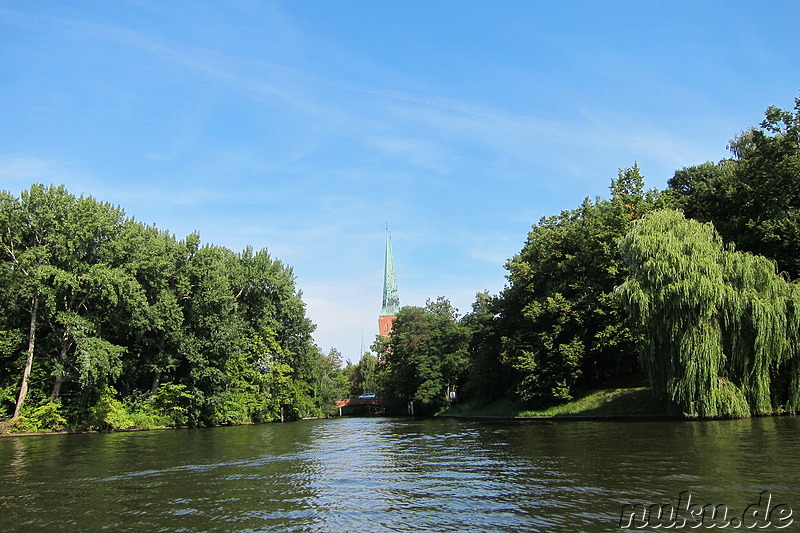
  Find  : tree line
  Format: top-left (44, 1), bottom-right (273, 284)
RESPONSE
top-left (362, 96), bottom-right (800, 418)
top-left (4, 97), bottom-right (799, 428)
top-left (0, 186), bottom-right (348, 433)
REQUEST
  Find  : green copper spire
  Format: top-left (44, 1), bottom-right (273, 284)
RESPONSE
top-left (380, 228), bottom-right (400, 316)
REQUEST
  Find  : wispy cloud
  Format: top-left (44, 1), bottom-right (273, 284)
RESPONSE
top-left (4, 1), bottom-right (782, 360)
top-left (0, 156), bottom-right (91, 193)
top-left (363, 135), bottom-right (460, 174)
top-left (3, 5), bottom-right (709, 193)
top-left (0, 156), bottom-right (61, 183)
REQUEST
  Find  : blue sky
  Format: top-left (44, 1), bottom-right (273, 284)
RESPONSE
top-left (1, 1), bottom-right (799, 363)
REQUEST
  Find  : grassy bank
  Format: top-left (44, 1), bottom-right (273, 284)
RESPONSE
top-left (440, 387), bottom-right (671, 419)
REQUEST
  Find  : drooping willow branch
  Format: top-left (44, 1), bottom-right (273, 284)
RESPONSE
top-left (616, 209), bottom-right (800, 418)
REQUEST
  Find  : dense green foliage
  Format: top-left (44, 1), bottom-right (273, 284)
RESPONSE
top-left (367, 96), bottom-right (800, 419)
top-left (497, 165), bottom-right (670, 406)
top-left (0, 184), bottom-right (347, 432)
top-left (670, 97), bottom-right (800, 278)
top-left (374, 298), bottom-right (469, 414)
top-left (347, 352), bottom-right (379, 396)
top-left (617, 209), bottom-right (800, 418)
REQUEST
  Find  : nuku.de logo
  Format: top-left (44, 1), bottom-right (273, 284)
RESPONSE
top-left (619, 491), bottom-right (793, 529)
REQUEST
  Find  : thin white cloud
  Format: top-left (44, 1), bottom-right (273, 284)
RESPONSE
top-left (3, 6), bottom-right (699, 179)
top-left (0, 156), bottom-right (61, 183)
top-left (363, 135), bottom-right (460, 174)
top-left (0, 156), bottom-right (96, 194)
top-left (4, 5), bottom-right (711, 194)
top-left (467, 245), bottom-right (513, 266)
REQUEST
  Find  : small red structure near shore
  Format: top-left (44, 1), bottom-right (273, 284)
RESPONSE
top-left (334, 396), bottom-right (390, 407)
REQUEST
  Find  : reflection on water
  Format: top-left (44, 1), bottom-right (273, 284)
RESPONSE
top-left (1, 416), bottom-right (798, 532)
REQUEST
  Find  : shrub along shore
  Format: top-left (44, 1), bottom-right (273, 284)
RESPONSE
top-left (0, 387), bottom-right (672, 436)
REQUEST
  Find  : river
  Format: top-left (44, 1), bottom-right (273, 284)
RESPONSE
top-left (1, 416), bottom-right (798, 531)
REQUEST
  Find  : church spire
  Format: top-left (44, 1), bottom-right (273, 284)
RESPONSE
top-left (379, 226), bottom-right (399, 336)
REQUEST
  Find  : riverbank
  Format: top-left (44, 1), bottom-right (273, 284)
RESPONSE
top-left (0, 419), bottom-right (283, 438)
top-left (0, 423), bottom-right (185, 438)
top-left (439, 387), bottom-right (674, 420)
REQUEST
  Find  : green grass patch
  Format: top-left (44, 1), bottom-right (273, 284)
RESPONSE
top-left (519, 387), bottom-right (667, 417)
top-left (440, 387), bottom-right (669, 418)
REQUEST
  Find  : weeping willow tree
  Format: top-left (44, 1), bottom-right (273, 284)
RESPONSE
top-left (616, 209), bottom-right (800, 418)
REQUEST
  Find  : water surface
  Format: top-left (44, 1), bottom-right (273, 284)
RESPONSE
top-left (1, 416), bottom-right (798, 531)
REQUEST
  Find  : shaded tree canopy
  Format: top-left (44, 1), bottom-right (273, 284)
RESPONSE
top-left (669, 97), bottom-right (800, 277)
top-left (0, 184), bottom-right (347, 432)
top-left (375, 297), bottom-right (469, 414)
top-left (495, 165), bottom-right (669, 406)
top-left (617, 209), bottom-right (800, 418)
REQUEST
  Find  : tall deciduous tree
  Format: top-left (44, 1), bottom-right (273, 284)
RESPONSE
top-left (460, 291), bottom-right (507, 402)
top-left (498, 166), bottom-right (666, 406)
top-left (112, 224), bottom-right (191, 397)
top-left (0, 186), bottom-right (136, 417)
top-left (617, 209), bottom-right (800, 418)
top-left (669, 98), bottom-right (800, 277)
top-left (309, 348), bottom-right (348, 414)
top-left (350, 352), bottom-right (379, 396)
top-left (43, 195), bottom-right (132, 400)
top-left (376, 297), bottom-right (469, 413)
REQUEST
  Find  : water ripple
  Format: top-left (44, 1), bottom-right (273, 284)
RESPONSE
top-left (2, 417), bottom-right (799, 531)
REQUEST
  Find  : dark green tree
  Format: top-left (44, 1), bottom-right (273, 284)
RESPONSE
top-left (230, 245), bottom-right (319, 420)
top-left (669, 98), bottom-right (800, 277)
top-left (0, 186), bottom-right (133, 419)
top-left (309, 348), bottom-right (349, 415)
top-left (43, 194), bottom-right (133, 401)
top-left (376, 297), bottom-right (469, 413)
top-left (350, 352), bottom-right (379, 396)
top-left (115, 225), bottom-right (193, 397)
top-left (460, 291), bottom-right (508, 403)
top-left (498, 166), bottom-right (666, 406)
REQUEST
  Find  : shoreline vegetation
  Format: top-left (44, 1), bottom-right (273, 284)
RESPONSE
top-left (3, 97), bottom-right (800, 433)
top-left (370, 97), bottom-right (800, 422)
top-left (439, 387), bottom-right (672, 419)
top-left (0, 387), bottom-right (680, 437)
top-left (4, 384), bottom-right (799, 437)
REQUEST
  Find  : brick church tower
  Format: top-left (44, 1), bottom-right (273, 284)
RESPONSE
top-left (379, 228), bottom-right (400, 337)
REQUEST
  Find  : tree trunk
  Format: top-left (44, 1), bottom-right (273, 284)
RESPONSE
top-left (50, 375), bottom-right (63, 400)
top-left (150, 370), bottom-right (162, 396)
top-left (51, 335), bottom-right (71, 400)
top-left (13, 296), bottom-right (39, 419)
top-left (149, 333), bottom-right (166, 396)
